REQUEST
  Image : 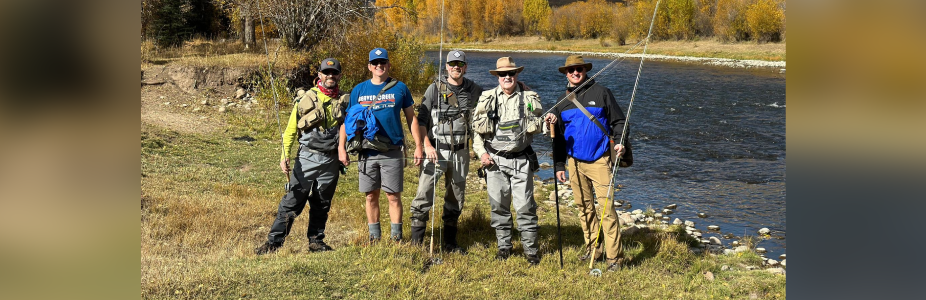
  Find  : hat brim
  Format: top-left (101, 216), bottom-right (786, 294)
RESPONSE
top-left (558, 63), bottom-right (593, 74)
top-left (489, 66), bottom-right (524, 75)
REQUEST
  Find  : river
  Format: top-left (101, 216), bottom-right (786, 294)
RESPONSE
top-left (425, 51), bottom-right (787, 258)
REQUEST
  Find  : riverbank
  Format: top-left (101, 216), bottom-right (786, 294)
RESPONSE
top-left (428, 36), bottom-right (786, 69)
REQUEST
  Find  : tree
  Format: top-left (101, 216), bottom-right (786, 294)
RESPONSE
top-left (150, 0), bottom-right (191, 47)
top-left (261, 0), bottom-right (366, 50)
top-left (523, 0), bottom-right (551, 35)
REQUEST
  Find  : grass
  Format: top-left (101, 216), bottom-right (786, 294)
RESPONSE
top-left (429, 36), bottom-right (786, 62)
top-left (141, 102), bottom-right (785, 299)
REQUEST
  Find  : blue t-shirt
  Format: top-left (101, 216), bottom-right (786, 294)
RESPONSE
top-left (348, 78), bottom-right (414, 145)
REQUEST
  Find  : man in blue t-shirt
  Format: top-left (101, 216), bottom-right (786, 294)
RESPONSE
top-left (339, 47), bottom-right (424, 242)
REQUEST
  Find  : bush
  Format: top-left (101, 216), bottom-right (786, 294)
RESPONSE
top-left (713, 0), bottom-right (750, 42)
top-left (611, 4), bottom-right (634, 45)
top-left (541, 0), bottom-right (616, 40)
top-left (745, 0), bottom-right (783, 43)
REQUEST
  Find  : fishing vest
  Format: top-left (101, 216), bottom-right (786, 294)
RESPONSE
top-left (473, 84), bottom-right (543, 152)
top-left (429, 81), bottom-right (470, 146)
top-left (295, 88), bottom-right (347, 132)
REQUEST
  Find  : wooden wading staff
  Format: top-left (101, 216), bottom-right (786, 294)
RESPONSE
top-left (550, 122), bottom-right (564, 269)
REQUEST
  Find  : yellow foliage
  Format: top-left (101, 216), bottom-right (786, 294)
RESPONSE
top-left (713, 0), bottom-right (750, 42)
top-left (542, 0), bottom-right (616, 40)
top-left (745, 0), bottom-right (783, 43)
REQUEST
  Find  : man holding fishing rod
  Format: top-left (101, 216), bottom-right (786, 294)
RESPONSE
top-left (544, 55), bottom-right (630, 272)
top-left (408, 50), bottom-right (483, 253)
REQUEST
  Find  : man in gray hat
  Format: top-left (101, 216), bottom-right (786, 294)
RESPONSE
top-left (255, 58), bottom-right (349, 255)
top-left (471, 57), bottom-right (546, 265)
top-left (409, 50), bottom-right (483, 253)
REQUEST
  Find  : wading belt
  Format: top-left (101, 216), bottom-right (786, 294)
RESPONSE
top-left (485, 144), bottom-right (533, 159)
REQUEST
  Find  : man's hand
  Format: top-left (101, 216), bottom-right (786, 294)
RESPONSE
top-left (425, 145), bottom-right (438, 163)
top-left (339, 149), bottom-right (350, 166)
top-left (280, 159), bottom-right (290, 173)
top-left (544, 113), bottom-right (557, 124)
top-left (414, 147), bottom-right (424, 166)
top-left (614, 143), bottom-right (625, 158)
top-left (480, 153), bottom-right (494, 167)
top-left (556, 170), bottom-right (568, 183)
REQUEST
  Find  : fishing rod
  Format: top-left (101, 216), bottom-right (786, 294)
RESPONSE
top-left (588, 0), bottom-right (661, 277)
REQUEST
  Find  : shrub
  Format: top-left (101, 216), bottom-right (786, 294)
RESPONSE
top-left (665, 0), bottom-right (696, 40)
top-left (611, 4), bottom-right (634, 45)
top-left (745, 0), bottom-right (783, 43)
top-left (713, 0), bottom-right (750, 42)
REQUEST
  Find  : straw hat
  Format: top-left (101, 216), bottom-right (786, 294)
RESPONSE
top-left (558, 55), bottom-right (593, 74)
top-left (488, 57), bottom-right (524, 76)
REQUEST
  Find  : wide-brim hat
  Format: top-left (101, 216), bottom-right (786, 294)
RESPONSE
top-left (558, 55), bottom-right (593, 73)
top-left (489, 57), bottom-right (524, 75)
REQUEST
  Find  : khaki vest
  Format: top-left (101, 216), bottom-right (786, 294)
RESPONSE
top-left (295, 89), bottom-right (347, 131)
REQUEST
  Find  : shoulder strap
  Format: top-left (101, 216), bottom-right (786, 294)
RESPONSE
top-left (565, 92), bottom-right (609, 136)
top-left (378, 78), bottom-right (397, 98)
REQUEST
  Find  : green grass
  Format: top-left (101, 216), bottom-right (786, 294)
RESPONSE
top-left (141, 109), bottom-right (786, 299)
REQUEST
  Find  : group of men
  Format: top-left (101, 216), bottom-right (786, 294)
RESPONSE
top-left (254, 48), bottom-right (630, 271)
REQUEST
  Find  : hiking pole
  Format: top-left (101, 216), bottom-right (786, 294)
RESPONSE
top-left (549, 122), bottom-right (564, 269)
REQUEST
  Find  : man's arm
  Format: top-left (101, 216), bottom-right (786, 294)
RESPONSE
top-left (338, 123), bottom-right (349, 166)
top-left (280, 104), bottom-right (300, 172)
top-left (404, 106), bottom-right (424, 166)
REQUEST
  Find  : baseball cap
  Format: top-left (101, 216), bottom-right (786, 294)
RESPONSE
top-left (369, 48), bottom-right (389, 61)
top-left (447, 50), bottom-right (466, 63)
top-left (319, 58), bottom-right (341, 72)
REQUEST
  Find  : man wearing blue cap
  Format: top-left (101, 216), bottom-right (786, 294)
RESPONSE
top-left (339, 48), bottom-right (423, 242)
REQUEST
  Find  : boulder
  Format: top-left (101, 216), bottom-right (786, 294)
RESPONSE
top-left (548, 192), bottom-right (556, 202)
top-left (720, 265), bottom-right (730, 271)
top-left (766, 267), bottom-right (786, 275)
top-left (665, 204), bottom-right (677, 209)
top-left (631, 209), bottom-right (643, 215)
top-left (662, 209), bottom-right (674, 215)
top-left (684, 220), bottom-right (695, 227)
top-left (779, 254), bottom-right (786, 260)
top-left (218, 106), bottom-right (227, 113)
top-left (709, 236), bottom-right (722, 245)
top-left (673, 218), bottom-right (683, 225)
top-left (697, 212), bottom-right (708, 218)
top-left (707, 225), bottom-right (720, 231)
top-left (539, 162), bottom-right (551, 168)
top-left (619, 213), bottom-right (635, 225)
top-left (723, 249), bottom-right (735, 255)
top-left (756, 247), bottom-right (767, 253)
top-left (781, 259), bottom-right (786, 267)
top-left (734, 246), bottom-right (749, 253)
top-left (235, 88), bottom-right (246, 99)
top-left (758, 228), bottom-right (771, 235)
top-left (703, 271), bottom-right (714, 281)
top-left (766, 259), bottom-right (780, 266)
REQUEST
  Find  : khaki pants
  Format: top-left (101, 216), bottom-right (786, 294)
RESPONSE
top-left (567, 155), bottom-right (622, 263)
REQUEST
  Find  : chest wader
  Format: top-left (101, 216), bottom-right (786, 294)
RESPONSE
top-left (431, 82), bottom-right (470, 147)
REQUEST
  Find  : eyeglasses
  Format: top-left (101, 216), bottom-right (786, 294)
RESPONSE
top-left (321, 69), bottom-right (340, 76)
top-left (496, 71), bottom-right (517, 78)
top-left (370, 59), bottom-right (389, 66)
top-left (566, 67), bottom-right (585, 74)
top-left (447, 61), bottom-right (466, 67)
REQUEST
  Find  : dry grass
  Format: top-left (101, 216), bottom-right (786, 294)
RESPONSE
top-left (433, 36), bottom-right (786, 61)
top-left (141, 103), bottom-right (786, 298)
top-left (142, 38), bottom-right (304, 69)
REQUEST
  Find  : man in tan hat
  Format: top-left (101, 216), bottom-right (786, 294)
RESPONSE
top-left (544, 55), bottom-right (628, 271)
top-left (472, 57), bottom-right (545, 265)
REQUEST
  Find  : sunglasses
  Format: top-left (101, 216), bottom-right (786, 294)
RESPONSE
top-left (447, 61), bottom-right (466, 67)
top-left (321, 69), bottom-right (340, 76)
top-left (370, 59), bottom-right (389, 66)
top-left (566, 67), bottom-right (585, 74)
top-left (496, 71), bottom-right (517, 78)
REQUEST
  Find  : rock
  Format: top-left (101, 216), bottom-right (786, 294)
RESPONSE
top-left (662, 216), bottom-right (670, 221)
top-left (756, 247), bottom-right (767, 253)
top-left (707, 225), bottom-right (720, 231)
top-left (684, 220), bottom-right (695, 227)
top-left (709, 236), bottom-right (721, 245)
top-left (192, 107), bottom-right (201, 112)
top-left (779, 254), bottom-right (786, 260)
top-left (781, 259), bottom-right (786, 267)
top-left (665, 204), bottom-right (677, 209)
top-left (631, 209), bottom-right (643, 215)
top-left (619, 213), bottom-right (635, 225)
top-left (548, 192), bottom-right (556, 202)
top-left (758, 228), bottom-right (771, 235)
top-left (163, 102), bottom-right (171, 105)
top-left (691, 231), bottom-right (702, 238)
top-left (734, 246), bottom-right (749, 253)
top-left (731, 241), bottom-right (740, 246)
top-left (613, 201), bottom-right (622, 207)
top-left (662, 209), bottom-right (674, 215)
top-left (623, 226), bottom-right (639, 236)
top-left (235, 88), bottom-right (246, 99)
top-left (221, 98), bottom-right (231, 105)
top-left (218, 106), bottom-right (227, 113)
top-left (723, 249), bottom-right (735, 255)
top-left (703, 271), bottom-right (714, 281)
top-left (644, 217), bottom-right (653, 222)
top-left (660, 220), bottom-right (668, 224)
top-left (766, 259), bottom-right (780, 266)
top-left (766, 267), bottom-right (786, 275)
top-left (672, 218), bottom-right (683, 225)
top-left (720, 265), bottom-right (730, 271)
top-left (654, 213), bottom-right (662, 218)
top-left (244, 103), bottom-right (252, 110)
top-left (227, 102), bottom-right (237, 107)
top-left (200, 99), bottom-right (209, 105)
top-left (697, 213), bottom-right (708, 218)
top-left (539, 162), bottom-right (551, 168)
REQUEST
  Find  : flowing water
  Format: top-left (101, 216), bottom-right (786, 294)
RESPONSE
top-left (425, 51), bottom-right (786, 258)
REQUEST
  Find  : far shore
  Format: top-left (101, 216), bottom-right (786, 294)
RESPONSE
top-left (426, 36), bottom-right (786, 70)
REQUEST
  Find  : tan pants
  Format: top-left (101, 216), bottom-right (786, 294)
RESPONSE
top-left (567, 156), bottom-right (622, 263)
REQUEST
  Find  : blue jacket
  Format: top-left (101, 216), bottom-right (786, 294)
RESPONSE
top-left (551, 79), bottom-right (627, 171)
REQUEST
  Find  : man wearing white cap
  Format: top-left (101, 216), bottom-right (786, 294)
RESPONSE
top-left (471, 57), bottom-right (545, 265)
top-left (409, 50), bottom-right (483, 253)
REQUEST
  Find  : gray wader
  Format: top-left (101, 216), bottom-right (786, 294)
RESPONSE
top-left (267, 148), bottom-right (341, 244)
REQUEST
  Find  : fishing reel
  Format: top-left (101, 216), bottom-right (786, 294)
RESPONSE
top-left (476, 166), bottom-right (487, 179)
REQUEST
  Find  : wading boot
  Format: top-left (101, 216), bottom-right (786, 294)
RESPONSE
top-left (410, 225), bottom-right (427, 246)
top-left (443, 226), bottom-right (465, 254)
top-left (526, 253), bottom-right (541, 265)
top-left (254, 242), bottom-right (282, 255)
top-left (308, 237), bottom-right (333, 252)
top-left (496, 248), bottom-right (511, 260)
